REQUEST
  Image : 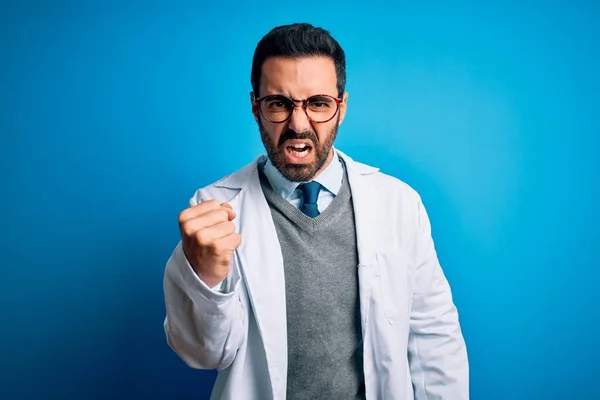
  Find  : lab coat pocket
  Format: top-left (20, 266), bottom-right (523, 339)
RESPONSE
top-left (376, 250), bottom-right (412, 325)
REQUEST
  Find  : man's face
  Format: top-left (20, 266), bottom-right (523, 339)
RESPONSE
top-left (251, 56), bottom-right (348, 182)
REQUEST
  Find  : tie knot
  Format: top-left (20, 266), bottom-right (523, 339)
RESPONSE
top-left (299, 181), bottom-right (321, 205)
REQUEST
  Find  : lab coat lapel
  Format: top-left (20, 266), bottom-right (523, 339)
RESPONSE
top-left (338, 150), bottom-right (381, 334)
top-left (340, 151), bottom-right (379, 266)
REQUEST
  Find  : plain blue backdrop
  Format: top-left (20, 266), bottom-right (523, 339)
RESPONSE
top-left (2, 1), bottom-right (599, 399)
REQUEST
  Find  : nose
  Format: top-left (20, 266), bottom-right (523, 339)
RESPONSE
top-left (287, 105), bottom-right (312, 133)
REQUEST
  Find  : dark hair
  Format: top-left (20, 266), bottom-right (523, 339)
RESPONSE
top-left (251, 23), bottom-right (346, 98)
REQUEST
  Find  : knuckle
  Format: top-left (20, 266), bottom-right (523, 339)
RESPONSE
top-left (217, 209), bottom-right (229, 221)
top-left (178, 210), bottom-right (188, 225)
top-left (195, 229), bottom-right (210, 246)
top-left (181, 221), bottom-right (195, 237)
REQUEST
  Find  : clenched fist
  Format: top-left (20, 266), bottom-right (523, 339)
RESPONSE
top-left (178, 199), bottom-right (242, 287)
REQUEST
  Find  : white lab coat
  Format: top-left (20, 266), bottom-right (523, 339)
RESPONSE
top-left (163, 149), bottom-right (469, 400)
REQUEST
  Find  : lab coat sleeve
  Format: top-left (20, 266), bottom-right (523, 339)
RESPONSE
top-left (407, 198), bottom-right (469, 399)
top-left (163, 239), bottom-right (246, 370)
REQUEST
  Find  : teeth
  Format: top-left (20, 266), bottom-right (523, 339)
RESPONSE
top-left (290, 149), bottom-right (309, 158)
top-left (291, 144), bottom-right (308, 150)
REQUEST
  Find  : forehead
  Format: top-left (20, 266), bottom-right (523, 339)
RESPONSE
top-left (259, 56), bottom-right (338, 97)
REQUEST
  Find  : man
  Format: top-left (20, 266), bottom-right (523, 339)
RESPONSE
top-left (163, 23), bottom-right (469, 400)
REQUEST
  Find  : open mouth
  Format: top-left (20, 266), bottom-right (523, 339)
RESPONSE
top-left (286, 143), bottom-right (312, 158)
top-left (281, 140), bottom-right (313, 163)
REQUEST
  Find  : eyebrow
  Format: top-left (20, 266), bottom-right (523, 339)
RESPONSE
top-left (263, 94), bottom-right (292, 102)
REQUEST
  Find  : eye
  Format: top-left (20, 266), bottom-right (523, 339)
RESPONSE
top-left (265, 97), bottom-right (292, 111)
top-left (307, 96), bottom-right (334, 110)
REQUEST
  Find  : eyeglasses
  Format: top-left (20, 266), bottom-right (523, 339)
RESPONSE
top-left (254, 94), bottom-right (343, 123)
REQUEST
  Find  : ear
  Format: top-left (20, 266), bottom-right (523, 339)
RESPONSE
top-left (250, 91), bottom-right (259, 123)
top-left (337, 92), bottom-right (349, 126)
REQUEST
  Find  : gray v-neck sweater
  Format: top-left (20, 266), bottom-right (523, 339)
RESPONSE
top-left (258, 160), bottom-right (366, 400)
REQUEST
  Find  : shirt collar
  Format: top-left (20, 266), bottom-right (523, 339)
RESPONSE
top-left (262, 147), bottom-right (344, 200)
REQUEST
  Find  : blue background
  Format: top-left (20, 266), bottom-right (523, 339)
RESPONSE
top-left (2, 1), bottom-right (599, 399)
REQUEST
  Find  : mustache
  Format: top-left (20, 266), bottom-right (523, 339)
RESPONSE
top-left (278, 129), bottom-right (317, 147)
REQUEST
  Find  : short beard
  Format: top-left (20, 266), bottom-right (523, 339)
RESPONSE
top-left (259, 116), bottom-right (339, 182)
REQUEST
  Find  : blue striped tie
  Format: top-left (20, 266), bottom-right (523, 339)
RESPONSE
top-left (299, 181), bottom-right (321, 217)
